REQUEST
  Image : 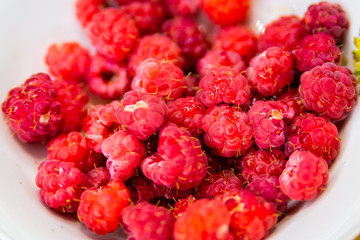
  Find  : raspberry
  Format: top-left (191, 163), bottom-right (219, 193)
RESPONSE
top-left (166, 97), bottom-right (205, 136)
top-left (217, 189), bottom-right (277, 240)
top-left (2, 73), bottom-right (62, 143)
top-left (126, 173), bottom-right (163, 203)
top-left (197, 66), bottom-right (251, 107)
top-left (276, 89), bottom-right (306, 122)
top-left (163, 187), bottom-right (194, 200)
top-left (201, 0), bottom-right (250, 26)
top-left (173, 199), bottom-right (232, 240)
top-left (121, 202), bottom-right (175, 240)
top-left (247, 47), bottom-right (295, 96)
top-left (285, 113), bottom-right (341, 165)
top-left (101, 130), bottom-right (145, 181)
top-left (86, 53), bottom-right (130, 100)
top-left (45, 42), bottom-right (91, 82)
top-left (141, 124), bottom-right (208, 190)
top-left (303, 1), bottom-right (350, 45)
top-left (293, 32), bottom-right (341, 72)
top-left (279, 151), bottom-right (328, 200)
top-left (53, 79), bottom-right (88, 133)
top-left (247, 100), bottom-right (289, 149)
top-left (196, 50), bottom-right (246, 77)
top-left (77, 180), bottom-right (130, 235)
top-left (213, 26), bottom-right (257, 63)
top-left (258, 15), bottom-right (305, 52)
top-left (75, 0), bottom-right (106, 27)
top-left (164, 0), bottom-right (201, 16)
top-left (131, 58), bottom-right (186, 99)
top-left (83, 101), bottom-right (121, 152)
top-left (299, 62), bottom-right (357, 121)
top-left (35, 160), bottom-right (85, 213)
top-left (183, 74), bottom-right (200, 97)
top-left (79, 150), bottom-right (107, 173)
top-left (82, 167), bottom-right (110, 188)
top-left (115, 90), bottom-right (168, 140)
top-left (172, 195), bottom-right (196, 218)
top-left (85, 8), bottom-right (139, 61)
top-left (202, 105), bottom-right (253, 157)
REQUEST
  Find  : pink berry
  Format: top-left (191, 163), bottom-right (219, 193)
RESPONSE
top-left (82, 167), bottom-right (110, 189)
top-left (164, 0), bottom-right (201, 16)
top-left (75, 0), bottom-right (106, 27)
top-left (172, 195), bottom-right (196, 218)
top-left (276, 89), bottom-right (306, 122)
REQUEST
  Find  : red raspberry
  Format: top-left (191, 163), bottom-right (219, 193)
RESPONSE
top-left (115, 90), bottom-right (168, 140)
top-left (45, 42), bottom-right (91, 82)
top-left (293, 32), bottom-right (341, 72)
top-left (85, 8), bottom-right (139, 61)
top-left (197, 66), bottom-right (251, 107)
top-left (247, 47), bottom-right (295, 96)
top-left (303, 1), bottom-right (350, 45)
top-left (53, 79), bottom-right (88, 133)
top-left (35, 160), bottom-right (85, 213)
top-left (276, 89), bottom-right (306, 122)
top-left (258, 15), bottom-right (305, 52)
top-left (2, 73), bottom-right (62, 143)
top-left (300, 62), bottom-right (357, 121)
top-left (196, 50), bottom-right (246, 77)
top-left (141, 124), bottom-right (208, 190)
top-left (121, 202), bottom-right (175, 240)
top-left (163, 187), bottom-right (194, 201)
top-left (174, 199), bottom-right (233, 240)
top-left (126, 173), bottom-right (163, 203)
top-left (240, 148), bottom-right (287, 182)
top-left (78, 151), bottom-right (107, 174)
top-left (247, 100), bottom-right (289, 149)
top-left (83, 101), bottom-right (121, 152)
top-left (82, 167), bottom-right (110, 189)
top-left (77, 180), bottom-right (130, 235)
top-left (183, 74), bottom-right (200, 97)
top-left (217, 189), bottom-right (277, 240)
top-left (202, 105), bottom-right (253, 157)
top-left (86, 53), bottom-right (130, 100)
top-left (201, 0), bottom-right (250, 26)
top-left (166, 97), bottom-right (205, 136)
top-left (172, 195), bottom-right (196, 218)
top-left (285, 113), bottom-right (340, 165)
top-left (279, 151), bottom-right (328, 200)
top-left (164, 0), bottom-right (201, 16)
top-left (102, 130), bottom-right (145, 181)
top-left (131, 58), bottom-right (186, 99)
top-left (213, 26), bottom-right (257, 63)
top-left (75, 0), bottom-right (106, 27)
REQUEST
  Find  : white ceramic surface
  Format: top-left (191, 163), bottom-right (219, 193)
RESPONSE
top-left (0, 0), bottom-right (359, 239)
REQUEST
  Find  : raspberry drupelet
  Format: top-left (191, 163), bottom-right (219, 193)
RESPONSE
top-left (279, 151), bottom-right (329, 201)
top-left (115, 90), bottom-right (168, 140)
top-left (300, 62), bottom-right (357, 121)
top-left (75, 0), bottom-right (106, 27)
top-left (164, 0), bottom-right (201, 16)
top-left (77, 180), bottom-right (130, 235)
top-left (247, 46), bottom-right (295, 96)
top-left (121, 202), bottom-right (175, 240)
top-left (202, 105), bottom-right (253, 157)
top-left (2, 73), bottom-right (62, 143)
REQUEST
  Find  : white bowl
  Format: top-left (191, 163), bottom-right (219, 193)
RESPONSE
top-left (0, 0), bottom-right (359, 239)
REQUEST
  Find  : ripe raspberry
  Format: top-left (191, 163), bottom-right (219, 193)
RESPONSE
top-left (299, 62), bottom-right (357, 121)
top-left (247, 47), bottom-right (295, 96)
top-left (86, 53), bottom-right (130, 100)
top-left (247, 100), bottom-right (289, 149)
top-left (121, 202), bottom-right (175, 240)
top-left (201, 0), bottom-right (250, 26)
top-left (213, 26), bottom-right (257, 63)
top-left (196, 50), bottom-right (246, 77)
top-left (172, 195), bottom-right (196, 218)
top-left (279, 151), bottom-right (328, 200)
top-left (164, 0), bottom-right (201, 16)
top-left (141, 124), bottom-right (208, 190)
top-left (202, 105), bottom-right (253, 157)
top-left (166, 97), bottom-right (205, 136)
top-left (115, 90), bottom-right (168, 140)
top-left (35, 160), bottom-right (85, 213)
top-left (75, 0), bottom-right (106, 27)
top-left (293, 32), bottom-right (341, 72)
top-left (85, 8), bottom-right (139, 61)
top-left (2, 73), bottom-right (62, 143)
top-left (246, 175), bottom-right (288, 213)
top-left (163, 187), bottom-right (194, 201)
top-left (126, 173), bottom-right (163, 203)
top-left (183, 74), bottom-right (200, 97)
top-left (45, 42), bottom-right (91, 82)
top-left (83, 101), bottom-right (121, 152)
top-left (197, 66), bottom-right (251, 107)
top-left (217, 189), bottom-right (277, 240)
top-left (77, 180), bottom-right (130, 235)
top-left (303, 1), bottom-right (350, 45)
top-left (174, 199), bottom-right (232, 240)
top-left (78, 150), bottom-right (107, 173)
top-left (102, 130), bottom-right (145, 181)
top-left (276, 89), bottom-right (306, 122)
top-left (285, 113), bottom-right (340, 165)
top-left (131, 58), bottom-right (186, 99)
top-left (258, 15), bottom-right (304, 52)
top-left (53, 78), bottom-right (88, 133)
top-left (82, 167), bottom-right (110, 189)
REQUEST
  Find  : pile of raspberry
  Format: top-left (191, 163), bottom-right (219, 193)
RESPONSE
top-left (1, 1), bottom-right (357, 239)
